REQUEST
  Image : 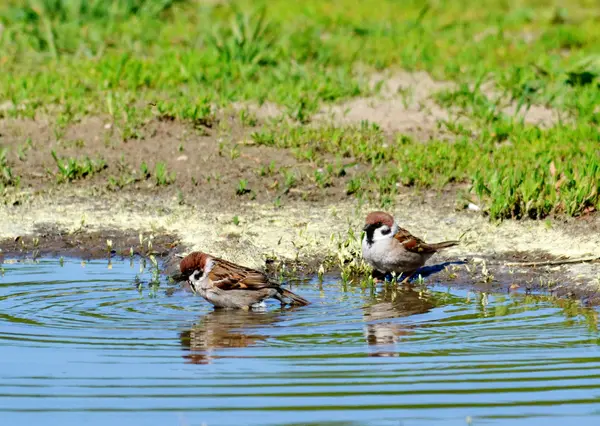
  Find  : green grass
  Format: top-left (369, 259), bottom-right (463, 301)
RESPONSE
top-left (252, 119), bottom-right (600, 219)
top-left (236, 178), bottom-right (250, 195)
top-left (154, 162), bottom-right (175, 186)
top-left (133, 161), bottom-right (175, 186)
top-left (51, 150), bottom-right (106, 182)
top-left (0, 148), bottom-right (20, 188)
top-left (1, 0), bottom-right (599, 219)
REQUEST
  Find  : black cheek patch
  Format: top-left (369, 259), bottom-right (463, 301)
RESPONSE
top-left (363, 223), bottom-right (380, 245)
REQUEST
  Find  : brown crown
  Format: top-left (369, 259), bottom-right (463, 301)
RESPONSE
top-left (364, 211), bottom-right (394, 228)
top-left (180, 251), bottom-right (209, 274)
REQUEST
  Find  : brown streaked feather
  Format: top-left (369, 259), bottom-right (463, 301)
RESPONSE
top-left (393, 227), bottom-right (459, 253)
top-left (280, 288), bottom-right (310, 306)
top-left (209, 257), bottom-right (310, 306)
top-left (208, 257), bottom-right (279, 292)
top-left (426, 240), bottom-right (460, 250)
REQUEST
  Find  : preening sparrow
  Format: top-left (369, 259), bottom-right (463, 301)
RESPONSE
top-left (179, 251), bottom-right (310, 309)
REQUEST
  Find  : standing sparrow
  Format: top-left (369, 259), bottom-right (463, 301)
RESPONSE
top-left (179, 251), bottom-right (310, 309)
top-left (361, 211), bottom-right (458, 280)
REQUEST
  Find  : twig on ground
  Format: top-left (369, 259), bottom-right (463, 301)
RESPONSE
top-left (505, 255), bottom-right (600, 268)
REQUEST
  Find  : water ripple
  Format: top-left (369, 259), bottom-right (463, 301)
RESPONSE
top-left (1, 258), bottom-right (600, 425)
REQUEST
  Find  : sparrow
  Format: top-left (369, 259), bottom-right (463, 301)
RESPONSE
top-left (361, 211), bottom-right (459, 281)
top-left (179, 251), bottom-right (310, 309)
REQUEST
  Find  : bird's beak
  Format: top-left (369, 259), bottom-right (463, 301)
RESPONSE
top-left (186, 279), bottom-right (197, 294)
top-left (170, 272), bottom-right (186, 282)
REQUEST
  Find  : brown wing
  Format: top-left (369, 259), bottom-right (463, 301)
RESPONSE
top-left (393, 227), bottom-right (439, 254)
top-left (208, 257), bottom-right (279, 291)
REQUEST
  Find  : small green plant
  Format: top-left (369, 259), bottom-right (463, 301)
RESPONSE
top-left (565, 55), bottom-right (600, 87)
top-left (107, 174), bottom-right (136, 191)
top-left (17, 138), bottom-right (33, 161)
top-left (140, 162), bottom-right (150, 179)
top-left (251, 130), bottom-right (275, 145)
top-left (230, 144), bottom-right (240, 160)
top-left (346, 177), bottom-right (362, 195)
top-left (327, 227), bottom-right (371, 281)
top-left (154, 162), bottom-right (175, 186)
top-left (287, 96), bottom-right (316, 124)
top-left (283, 169), bottom-right (297, 189)
top-left (232, 215), bottom-right (240, 226)
top-left (239, 108), bottom-right (257, 126)
top-left (51, 150), bottom-right (106, 183)
top-left (414, 274), bottom-right (425, 285)
top-left (156, 99), bottom-right (215, 128)
top-left (313, 169), bottom-right (332, 188)
top-left (317, 263), bottom-right (325, 283)
top-left (236, 179), bottom-right (250, 195)
top-left (258, 160), bottom-right (276, 177)
top-left (206, 7), bottom-right (278, 66)
top-left (148, 254), bottom-right (161, 296)
top-left (359, 274), bottom-right (376, 289)
top-left (0, 148), bottom-right (20, 188)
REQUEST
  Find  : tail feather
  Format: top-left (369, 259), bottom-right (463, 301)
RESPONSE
top-left (429, 240), bottom-right (460, 250)
top-left (279, 288), bottom-right (310, 306)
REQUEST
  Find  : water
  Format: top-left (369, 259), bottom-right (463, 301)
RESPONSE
top-left (2, 258), bottom-right (600, 426)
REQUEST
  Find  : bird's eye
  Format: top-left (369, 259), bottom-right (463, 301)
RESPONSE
top-left (193, 271), bottom-right (202, 280)
top-left (381, 228), bottom-right (391, 235)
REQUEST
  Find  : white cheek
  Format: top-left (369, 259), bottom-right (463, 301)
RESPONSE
top-left (373, 228), bottom-right (393, 242)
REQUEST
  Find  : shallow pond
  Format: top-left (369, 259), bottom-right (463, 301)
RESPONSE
top-left (1, 258), bottom-right (600, 426)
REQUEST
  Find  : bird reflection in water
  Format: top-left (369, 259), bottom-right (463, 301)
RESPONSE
top-left (363, 283), bottom-right (436, 357)
top-left (179, 309), bottom-right (283, 365)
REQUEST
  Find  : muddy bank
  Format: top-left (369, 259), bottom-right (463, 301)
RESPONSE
top-left (0, 224), bottom-right (180, 260)
top-left (1, 187), bottom-right (599, 304)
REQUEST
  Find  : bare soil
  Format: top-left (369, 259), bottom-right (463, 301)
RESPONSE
top-left (1, 114), bottom-right (340, 204)
top-left (314, 70), bottom-right (563, 139)
top-left (315, 71), bottom-right (454, 140)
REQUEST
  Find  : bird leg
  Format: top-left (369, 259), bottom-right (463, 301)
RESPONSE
top-left (371, 269), bottom-right (388, 283)
top-left (398, 270), bottom-right (417, 285)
